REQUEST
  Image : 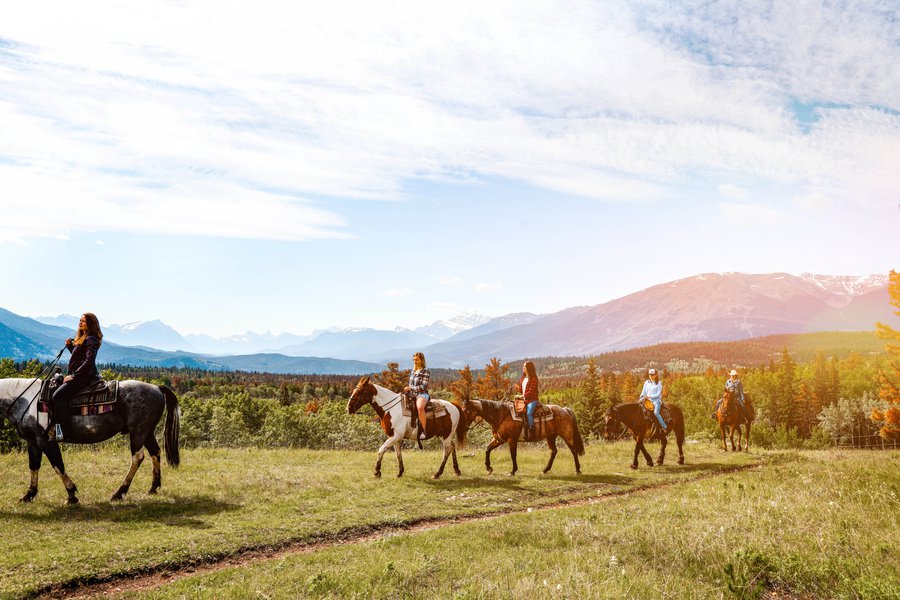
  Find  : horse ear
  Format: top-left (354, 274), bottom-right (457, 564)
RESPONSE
top-left (361, 376), bottom-right (370, 385)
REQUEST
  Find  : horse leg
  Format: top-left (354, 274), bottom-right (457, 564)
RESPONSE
top-left (736, 425), bottom-right (742, 452)
top-left (656, 435), bottom-right (667, 466)
top-left (394, 442), bottom-right (404, 477)
top-left (375, 431), bottom-right (403, 478)
top-left (507, 439), bottom-right (518, 476)
top-left (145, 436), bottom-right (162, 494)
top-left (484, 436), bottom-right (503, 475)
top-left (111, 435), bottom-right (146, 501)
top-left (631, 439), bottom-right (641, 470)
top-left (20, 443), bottom-right (42, 503)
top-left (42, 441), bottom-right (78, 505)
top-left (729, 426), bottom-right (736, 452)
top-left (720, 423), bottom-right (728, 451)
top-left (451, 439), bottom-right (461, 476)
top-left (543, 434), bottom-right (558, 474)
top-left (745, 422), bottom-right (751, 452)
top-left (639, 438), bottom-right (654, 467)
top-left (433, 438), bottom-right (452, 480)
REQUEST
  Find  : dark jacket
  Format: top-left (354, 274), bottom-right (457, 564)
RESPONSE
top-left (66, 335), bottom-right (101, 385)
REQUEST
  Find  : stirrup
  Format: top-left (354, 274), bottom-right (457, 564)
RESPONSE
top-left (48, 424), bottom-right (63, 442)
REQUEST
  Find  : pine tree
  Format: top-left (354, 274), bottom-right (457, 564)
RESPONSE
top-left (776, 347), bottom-right (799, 431)
top-left (577, 357), bottom-right (605, 436)
top-left (374, 362), bottom-right (410, 393)
top-left (872, 269), bottom-right (900, 441)
top-left (475, 358), bottom-right (511, 401)
top-left (448, 365), bottom-right (474, 404)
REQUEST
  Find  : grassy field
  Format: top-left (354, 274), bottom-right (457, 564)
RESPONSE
top-left (110, 450), bottom-right (900, 600)
top-left (0, 441), bottom-right (757, 599)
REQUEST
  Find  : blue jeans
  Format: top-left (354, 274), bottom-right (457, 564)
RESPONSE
top-left (526, 401), bottom-right (538, 429)
top-left (652, 400), bottom-right (666, 430)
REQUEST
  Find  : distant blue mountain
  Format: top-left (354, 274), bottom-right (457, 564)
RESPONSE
top-left (0, 308), bottom-right (382, 375)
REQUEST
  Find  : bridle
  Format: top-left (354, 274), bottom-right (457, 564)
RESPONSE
top-left (2, 347), bottom-right (66, 428)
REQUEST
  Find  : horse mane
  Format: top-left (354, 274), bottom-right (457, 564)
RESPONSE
top-left (0, 378), bottom-right (39, 398)
top-left (475, 398), bottom-right (508, 423)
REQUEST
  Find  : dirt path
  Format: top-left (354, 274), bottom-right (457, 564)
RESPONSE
top-left (36, 463), bottom-right (762, 599)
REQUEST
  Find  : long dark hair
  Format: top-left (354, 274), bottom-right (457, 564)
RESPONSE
top-left (74, 312), bottom-right (103, 345)
top-left (523, 360), bottom-right (538, 385)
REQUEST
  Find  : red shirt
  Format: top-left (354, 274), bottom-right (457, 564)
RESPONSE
top-left (519, 375), bottom-right (539, 404)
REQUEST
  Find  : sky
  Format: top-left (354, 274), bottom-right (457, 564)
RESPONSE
top-left (1, 1), bottom-right (898, 337)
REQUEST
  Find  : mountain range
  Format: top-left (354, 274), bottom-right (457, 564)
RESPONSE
top-left (7, 272), bottom-right (895, 372)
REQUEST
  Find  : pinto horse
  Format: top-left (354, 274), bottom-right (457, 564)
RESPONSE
top-left (604, 402), bottom-right (685, 469)
top-left (462, 398), bottom-right (584, 476)
top-left (347, 377), bottom-right (468, 479)
top-left (716, 389), bottom-right (755, 452)
top-left (0, 377), bottom-right (180, 505)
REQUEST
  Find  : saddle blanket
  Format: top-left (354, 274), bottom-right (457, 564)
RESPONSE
top-left (508, 402), bottom-right (554, 423)
top-left (401, 397), bottom-right (448, 419)
top-left (39, 380), bottom-right (119, 417)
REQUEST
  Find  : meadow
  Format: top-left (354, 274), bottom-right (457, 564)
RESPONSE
top-left (0, 442), bottom-right (758, 599)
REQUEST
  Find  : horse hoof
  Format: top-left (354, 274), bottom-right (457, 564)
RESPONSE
top-left (110, 493), bottom-right (124, 502)
top-left (507, 472), bottom-right (516, 477)
top-left (454, 470), bottom-right (461, 477)
top-left (66, 496), bottom-right (79, 506)
top-left (432, 474), bottom-right (440, 480)
top-left (485, 467), bottom-right (493, 475)
top-left (374, 471), bottom-right (381, 479)
top-left (629, 464), bottom-right (638, 470)
top-left (678, 458), bottom-right (685, 465)
top-left (655, 461), bottom-right (663, 466)
top-left (19, 494), bottom-right (35, 503)
top-left (148, 489), bottom-right (159, 495)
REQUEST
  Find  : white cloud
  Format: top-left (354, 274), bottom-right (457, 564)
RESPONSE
top-left (439, 276), bottom-right (464, 287)
top-left (794, 191), bottom-right (833, 211)
top-left (718, 203), bottom-right (785, 226)
top-left (383, 288), bottom-right (412, 298)
top-left (0, 1), bottom-right (897, 243)
top-left (718, 184), bottom-right (750, 200)
top-left (474, 282), bottom-right (502, 293)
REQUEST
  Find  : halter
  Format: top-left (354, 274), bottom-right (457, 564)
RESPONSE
top-left (2, 347), bottom-right (66, 428)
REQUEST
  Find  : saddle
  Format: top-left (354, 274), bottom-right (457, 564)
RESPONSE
top-left (639, 399), bottom-right (671, 428)
top-left (401, 393), bottom-right (447, 428)
top-left (509, 401), bottom-right (551, 422)
top-left (40, 375), bottom-right (119, 417)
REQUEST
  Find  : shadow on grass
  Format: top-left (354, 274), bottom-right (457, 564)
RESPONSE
top-left (0, 494), bottom-right (240, 528)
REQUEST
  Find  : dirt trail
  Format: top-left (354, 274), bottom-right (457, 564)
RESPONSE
top-left (36, 463), bottom-right (762, 599)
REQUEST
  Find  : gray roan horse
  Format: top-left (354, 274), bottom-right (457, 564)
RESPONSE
top-left (0, 378), bottom-right (180, 504)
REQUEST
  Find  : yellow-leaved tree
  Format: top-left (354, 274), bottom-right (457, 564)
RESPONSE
top-left (872, 269), bottom-right (900, 441)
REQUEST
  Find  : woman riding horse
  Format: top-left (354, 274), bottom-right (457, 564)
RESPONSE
top-left (639, 368), bottom-right (666, 431)
top-left (517, 361), bottom-right (540, 439)
top-left (50, 312), bottom-right (103, 441)
top-left (404, 352), bottom-right (430, 440)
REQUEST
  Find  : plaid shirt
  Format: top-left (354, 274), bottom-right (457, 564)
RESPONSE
top-left (725, 378), bottom-right (745, 403)
top-left (408, 368), bottom-right (430, 394)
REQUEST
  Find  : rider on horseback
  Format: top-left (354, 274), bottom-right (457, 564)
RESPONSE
top-left (517, 361), bottom-right (540, 438)
top-left (711, 369), bottom-right (748, 421)
top-left (404, 352), bottom-right (430, 440)
top-left (49, 313), bottom-right (103, 442)
top-left (639, 368), bottom-right (666, 431)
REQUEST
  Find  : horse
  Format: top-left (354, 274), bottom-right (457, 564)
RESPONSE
top-left (716, 389), bottom-right (754, 452)
top-left (462, 398), bottom-right (584, 476)
top-left (347, 377), bottom-right (468, 479)
top-left (604, 402), bottom-right (685, 469)
top-left (0, 378), bottom-right (180, 505)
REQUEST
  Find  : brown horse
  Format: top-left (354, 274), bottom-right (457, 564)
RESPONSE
top-left (716, 389), bottom-right (754, 451)
top-left (604, 402), bottom-right (685, 469)
top-left (463, 398), bottom-right (584, 476)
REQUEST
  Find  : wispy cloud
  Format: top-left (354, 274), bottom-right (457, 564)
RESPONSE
top-left (719, 203), bottom-right (785, 226)
top-left (718, 184), bottom-right (750, 200)
top-left (438, 276), bottom-right (464, 287)
top-left (1, 1), bottom-right (897, 243)
top-left (474, 282), bottom-right (502, 293)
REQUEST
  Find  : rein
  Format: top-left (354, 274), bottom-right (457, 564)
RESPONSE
top-left (3, 347), bottom-right (66, 428)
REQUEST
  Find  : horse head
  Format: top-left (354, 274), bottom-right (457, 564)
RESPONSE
top-left (347, 376), bottom-right (377, 414)
top-left (461, 398), bottom-right (482, 423)
top-left (603, 406), bottom-right (619, 440)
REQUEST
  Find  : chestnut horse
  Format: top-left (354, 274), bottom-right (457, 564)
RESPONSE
top-left (604, 402), bottom-right (685, 469)
top-left (462, 398), bottom-right (584, 476)
top-left (347, 377), bottom-right (468, 479)
top-left (716, 389), bottom-right (754, 451)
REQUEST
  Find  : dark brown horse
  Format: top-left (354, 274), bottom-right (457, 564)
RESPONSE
top-left (604, 402), bottom-right (685, 469)
top-left (716, 389), bottom-right (754, 451)
top-left (463, 398), bottom-right (584, 476)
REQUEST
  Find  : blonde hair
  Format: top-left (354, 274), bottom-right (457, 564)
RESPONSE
top-left (73, 312), bottom-right (103, 346)
top-left (413, 352), bottom-right (426, 370)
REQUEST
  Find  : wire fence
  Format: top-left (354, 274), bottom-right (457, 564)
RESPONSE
top-left (832, 434), bottom-right (899, 450)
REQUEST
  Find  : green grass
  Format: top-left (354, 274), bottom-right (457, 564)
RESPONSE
top-left (113, 450), bottom-right (900, 600)
top-left (0, 441), bottom-right (756, 598)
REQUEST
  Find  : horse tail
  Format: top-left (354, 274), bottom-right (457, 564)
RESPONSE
top-left (453, 402), bottom-right (468, 450)
top-left (160, 385), bottom-right (181, 468)
top-left (672, 405), bottom-right (686, 448)
top-left (565, 407), bottom-right (586, 456)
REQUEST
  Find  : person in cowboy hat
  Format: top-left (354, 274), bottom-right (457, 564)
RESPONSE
top-left (711, 369), bottom-right (748, 420)
top-left (639, 368), bottom-right (666, 431)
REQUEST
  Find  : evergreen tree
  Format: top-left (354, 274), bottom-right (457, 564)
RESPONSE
top-left (873, 269), bottom-right (900, 440)
top-left (576, 357), bottom-right (605, 436)
top-left (448, 365), bottom-right (474, 404)
top-left (475, 358), bottom-right (511, 401)
top-left (374, 362), bottom-right (410, 393)
top-left (776, 347), bottom-right (799, 431)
